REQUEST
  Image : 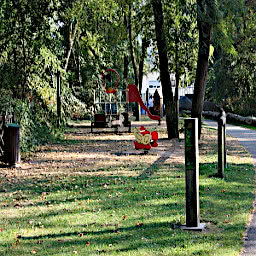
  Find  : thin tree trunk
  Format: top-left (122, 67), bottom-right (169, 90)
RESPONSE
top-left (64, 21), bottom-right (78, 72)
top-left (127, 4), bottom-right (140, 121)
top-left (72, 44), bottom-right (82, 88)
top-left (138, 37), bottom-right (150, 93)
top-left (152, 0), bottom-right (178, 139)
top-left (21, 10), bottom-right (27, 98)
top-left (128, 4), bottom-right (139, 87)
top-left (123, 55), bottom-right (129, 112)
top-left (191, 0), bottom-right (213, 138)
top-left (174, 26), bottom-right (180, 138)
top-left (13, 47), bottom-right (18, 98)
top-left (123, 54), bottom-right (129, 89)
top-left (174, 71), bottom-right (180, 139)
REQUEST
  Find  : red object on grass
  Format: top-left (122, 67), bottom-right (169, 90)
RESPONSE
top-left (134, 126), bottom-right (159, 150)
top-left (134, 141), bottom-right (151, 150)
top-left (151, 131), bottom-right (158, 141)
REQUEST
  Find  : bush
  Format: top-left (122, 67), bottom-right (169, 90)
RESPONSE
top-left (225, 97), bottom-right (256, 117)
top-left (14, 99), bottom-right (63, 152)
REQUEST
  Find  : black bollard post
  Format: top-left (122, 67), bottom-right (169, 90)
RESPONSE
top-left (218, 109), bottom-right (226, 178)
top-left (181, 118), bottom-right (205, 231)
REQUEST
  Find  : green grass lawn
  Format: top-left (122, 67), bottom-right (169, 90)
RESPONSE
top-left (0, 126), bottom-right (255, 256)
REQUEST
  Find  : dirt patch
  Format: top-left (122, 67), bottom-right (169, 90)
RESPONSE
top-left (0, 122), bottom-right (185, 181)
top-left (0, 123), bottom-right (249, 183)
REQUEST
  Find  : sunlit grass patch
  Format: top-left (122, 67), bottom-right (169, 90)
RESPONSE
top-left (0, 126), bottom-right (254, 256)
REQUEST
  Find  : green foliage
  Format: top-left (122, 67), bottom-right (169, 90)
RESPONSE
top-left (1, 0), bottom-right (255, 150)
top-left (206, 2), bottom-right (256, 116)
top-left (165, 0), bottom-right (198, 86)
top-left (14, 99), bottom-right (63, 152)
top-left (0, 89), bottom-right (14, 114)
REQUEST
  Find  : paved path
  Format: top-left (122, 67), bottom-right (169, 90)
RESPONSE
top-left (204, 120), bottom-right (256, 256)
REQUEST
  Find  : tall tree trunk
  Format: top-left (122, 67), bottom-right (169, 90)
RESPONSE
top-left (138, 37), bottom-right (150, 93)
top-left (174, 70), bottom-right (180, 139)
top-left (123, 55), bottom-right (129, 112)
top-left (127, 4), bottom-right (140, 121)
top-left (191, 0), bottom-right (213, 138)
top-left (127, 4), bottom-right (139, 87)
top-left (174, 26), bottom-right (180, 139)
top-left (123, 55), bottom-right (129, 87)
top-left (152, 0), bottom-right (178, 139)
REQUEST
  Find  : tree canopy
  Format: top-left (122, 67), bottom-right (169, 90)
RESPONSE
top-left (0, 0), bottom-right (255, 149)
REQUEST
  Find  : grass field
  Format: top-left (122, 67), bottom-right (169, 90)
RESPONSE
top-left (0, 122), bottom-right (255, 256)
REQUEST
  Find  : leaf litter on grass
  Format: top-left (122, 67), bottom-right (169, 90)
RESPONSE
top-left (0, 122), bottom-right (255, 256)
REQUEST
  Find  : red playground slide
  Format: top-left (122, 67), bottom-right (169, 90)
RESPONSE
top-left (128, 84), bottom-right (160, 121)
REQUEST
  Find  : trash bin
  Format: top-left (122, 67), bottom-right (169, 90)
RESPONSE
top-left (3, 124), bottom-right (20, 167)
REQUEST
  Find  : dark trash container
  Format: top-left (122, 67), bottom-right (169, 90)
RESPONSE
top-left (3, 124), bottom-right (21, 167)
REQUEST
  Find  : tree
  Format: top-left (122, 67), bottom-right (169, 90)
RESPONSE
top-left (191, 0), bottom-right (214, 137)
top-left (165, 0), bottom-right (198, 137)
top-left (152, 0), bottom-right (178, 139)
top-left (191, 0), bottom-right (254, 137)
top-left (206, 0), bottom-right (256, 116)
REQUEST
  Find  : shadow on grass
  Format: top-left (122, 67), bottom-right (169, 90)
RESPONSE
top-left (200, 162), bottom-right (255, 183)
top-left (137, 140), bottom-right (177, 180)
top-left (0, 122), bottom-right (255, 256)
top-left (20, 221), bottom-right (176, 240)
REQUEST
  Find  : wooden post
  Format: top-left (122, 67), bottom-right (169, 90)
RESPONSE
top-left (182, 118), bottom-right (205, 231)
top-left (56, 71), bottom-right (61, 128)
top-left (218, 109), bottom-right (226, 178)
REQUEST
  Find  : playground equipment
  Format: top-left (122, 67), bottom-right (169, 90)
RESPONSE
top-left (91, 69), bottom-right (131, 133)
top-left (91, 69), bottom-right (160, 133)
top-left (128, 84), bottom-right (160, 121)
top-left (134, 126), bottom-right (158, 152)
